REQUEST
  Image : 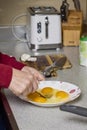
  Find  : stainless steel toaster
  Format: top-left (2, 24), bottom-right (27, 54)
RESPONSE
top-left (26, 6), bottom-right (62, 51)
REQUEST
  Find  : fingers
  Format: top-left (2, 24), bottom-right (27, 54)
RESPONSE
top-left (19, 74), bottom-right (39, 97)
top-left (22, 66), bottom-right (45, 80)
top-left (9, 67), bottom-right (44, 97)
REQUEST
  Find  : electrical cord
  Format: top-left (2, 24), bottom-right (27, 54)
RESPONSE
top-left (11, 13), bottom-right (28, 42)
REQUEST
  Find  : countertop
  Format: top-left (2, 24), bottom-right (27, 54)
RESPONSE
top-left (1, 41), bottom-right (87, 130)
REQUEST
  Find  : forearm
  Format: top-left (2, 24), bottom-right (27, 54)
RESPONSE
top-left (0, 64), bottom-right (12, 88)
top-left (0, 52), bottom-right (25, 89)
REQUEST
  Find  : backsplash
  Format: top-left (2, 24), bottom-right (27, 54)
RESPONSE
top-left (0, 0), bottom-right (74, 25)
top-left (0, 0), bottom-right (86, 25)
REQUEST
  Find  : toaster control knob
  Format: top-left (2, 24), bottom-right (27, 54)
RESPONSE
top-left (37, 37), bottom-right (42, 42)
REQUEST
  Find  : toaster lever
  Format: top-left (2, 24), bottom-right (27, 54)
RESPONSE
top-left (45, 17), bottom-right (49, 39)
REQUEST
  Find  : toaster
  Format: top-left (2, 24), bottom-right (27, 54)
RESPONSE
top-left (26, 6), bottom-right (62, 51)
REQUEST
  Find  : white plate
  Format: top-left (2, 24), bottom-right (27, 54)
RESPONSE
top-left (20, 81), bottom-right (81, 107)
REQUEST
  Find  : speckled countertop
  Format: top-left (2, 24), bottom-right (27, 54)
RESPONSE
top-left (1, 40), bottom-right (87, 130)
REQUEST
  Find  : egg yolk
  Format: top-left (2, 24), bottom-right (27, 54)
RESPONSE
top-left (27, 92), bottom-right (47, 103)
top-left (27, 92), bottom-right (40, 100)
top-left (56, 91), bottom-right (69, 99)
top-left (33, 96), bottom-right (47, 103)
top-left (41, 87), bottom-right (53, 96)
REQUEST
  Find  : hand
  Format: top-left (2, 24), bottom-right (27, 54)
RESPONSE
top-left (9, 66), bottom-right (45, 97)
top-left (21, 66), bottom-right (45, 81)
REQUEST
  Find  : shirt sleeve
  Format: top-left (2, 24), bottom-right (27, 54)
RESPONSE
top-left (0, 52), bottom-right (25, 70)
top-left (0, 64), bottom-right (12, 89)
top-left (0, 52), bottom-right (26, 89)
